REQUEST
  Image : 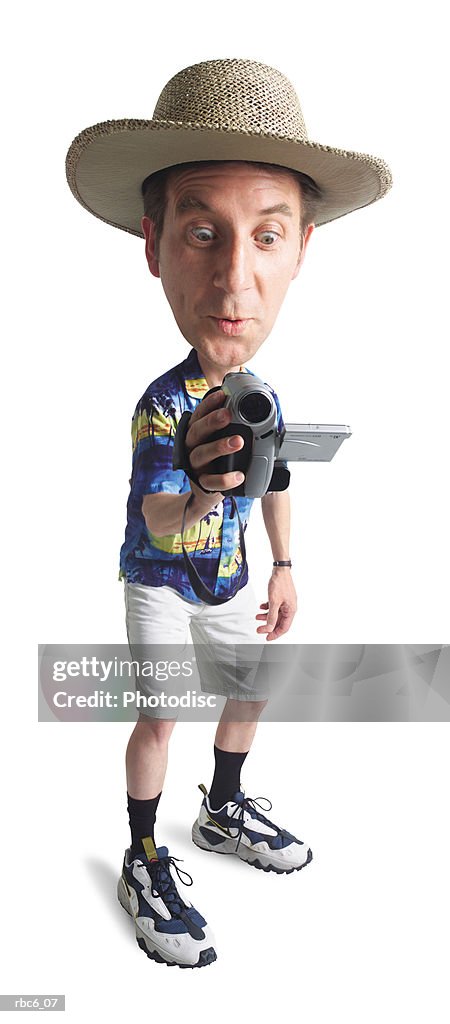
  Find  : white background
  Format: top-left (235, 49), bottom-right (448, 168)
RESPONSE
top-left (2, 1), bottom-right (449, 1020)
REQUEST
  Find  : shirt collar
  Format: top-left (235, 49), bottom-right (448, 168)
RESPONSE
top-left (183, 346), bottom-right (249, 400)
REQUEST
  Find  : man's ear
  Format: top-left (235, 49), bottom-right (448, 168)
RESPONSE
top-left (141, 215), bottom-right (161, 279)
top-left (292, 222), bottom-right (315, 281)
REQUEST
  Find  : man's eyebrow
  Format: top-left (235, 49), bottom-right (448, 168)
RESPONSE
top-left (174, 196), bottom-right (294, 217)
top-left (259, 203), bottom-right (293, 217)
top-left (175, 196), bottom-right (211, 215)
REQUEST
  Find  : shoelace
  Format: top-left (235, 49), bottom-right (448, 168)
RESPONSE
top-left (148, 856), bottom-right (193, 918)
top-left (226, 794), bottom-right (275, 853)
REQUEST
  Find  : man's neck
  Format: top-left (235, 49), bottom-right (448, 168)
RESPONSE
top-left (195, 351), bottom-right (243, 389)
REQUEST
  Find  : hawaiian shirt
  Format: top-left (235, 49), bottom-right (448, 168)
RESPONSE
top-left (118, 346), bottom-right (286, 603)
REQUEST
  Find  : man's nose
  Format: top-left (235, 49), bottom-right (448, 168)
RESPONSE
top-left (212, 236), bottom-right (254, 294)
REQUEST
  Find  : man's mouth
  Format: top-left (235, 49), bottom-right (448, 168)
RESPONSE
top-left (209, 316), bottom-right (251, 336)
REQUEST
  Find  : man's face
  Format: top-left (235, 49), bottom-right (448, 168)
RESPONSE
top-left (142, 162), bottom-right (314, 375)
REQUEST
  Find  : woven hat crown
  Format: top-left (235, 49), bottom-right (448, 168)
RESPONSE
top-left (152, 58), bottom-right (309, 141)
top-left (65, 56), bottom-right (393, 237)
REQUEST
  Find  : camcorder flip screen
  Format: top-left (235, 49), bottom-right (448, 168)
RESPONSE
top-left (279, 424), bottom-right (352, 462)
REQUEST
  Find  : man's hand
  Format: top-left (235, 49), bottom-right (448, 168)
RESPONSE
top-left (256, 569), bottom-right (297, 641)
top-left (185, 388), bottom-right (246, 498)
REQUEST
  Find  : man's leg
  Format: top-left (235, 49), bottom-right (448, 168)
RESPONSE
top-left (193, 691), bottom-right (312, 872)
top-left (125, 714), bottom-right (176, 855)
top-left (190, 583), bottom-right (270, 809)
top-left (208, 698), bottom-right (267, 810)
top-left (120, 710), bottom-right (217, 968)
top-left (190, 584), bottom-right (313, 872)
top-left (190, 582), bottom-right (270, 810)
top-left (119, 583), bottom-right (217, 968)
top-left (123, 581), bottom-right (189, 855)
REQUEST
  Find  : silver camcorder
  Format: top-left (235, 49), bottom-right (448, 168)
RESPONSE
top-left (173, 370), bottom-right (351, 499)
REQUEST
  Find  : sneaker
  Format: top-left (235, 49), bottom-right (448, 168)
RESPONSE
top-left (192, 783), bottom-right (313, 874)
top-left (117, 836), bottom-right (217, 968)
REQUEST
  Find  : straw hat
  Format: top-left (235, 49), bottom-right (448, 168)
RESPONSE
top-left (65, 57), bottom-right (393, 236)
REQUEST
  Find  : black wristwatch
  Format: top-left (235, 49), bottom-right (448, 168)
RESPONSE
top-left (273, 559), bottom-right (292, 567)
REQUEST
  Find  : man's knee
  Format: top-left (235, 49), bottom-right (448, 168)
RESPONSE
top-left (221, 697), bottom-right (268, 722)
top-left (136, 713), bottom-right (177, 742)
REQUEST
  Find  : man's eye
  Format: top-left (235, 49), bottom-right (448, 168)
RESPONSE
top-left (257, 231), bottom-right (279, 245)
top-left (190, 227), bottom-right (215, 242)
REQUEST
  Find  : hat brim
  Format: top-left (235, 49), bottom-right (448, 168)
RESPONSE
top-left (66, 119), bottom-right (393, 236)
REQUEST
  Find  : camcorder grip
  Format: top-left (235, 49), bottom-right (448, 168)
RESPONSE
top-left (197, 383), bottom-right (251, 496)
top-left (172, 410), bottom-right (250, 496)
top-left (201, 421), bottom-right (254, 496)
top-left (172, 386), bottom-right (254, 497)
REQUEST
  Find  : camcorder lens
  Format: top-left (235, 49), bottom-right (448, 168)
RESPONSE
top-left (238, 391), bottom-right (272, 424)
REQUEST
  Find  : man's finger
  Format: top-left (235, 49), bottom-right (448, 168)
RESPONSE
top-left (266, 600), bottom-right (279, 631)
top-left (189, 388), bottom-right (226, 425)
top-left (186, 402), bottom-right (232, 450)
top-left (265, 608), bottom-right (295, 641)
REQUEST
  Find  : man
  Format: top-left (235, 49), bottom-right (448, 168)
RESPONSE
top-left (65, 58), bottom-right (392, 969)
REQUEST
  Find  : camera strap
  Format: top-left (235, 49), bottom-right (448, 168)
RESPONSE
top-left (180, 492), bottom-right (247, 605)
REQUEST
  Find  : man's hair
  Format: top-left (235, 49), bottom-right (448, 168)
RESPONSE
top-left (141, 161), bottom-right (323, 259)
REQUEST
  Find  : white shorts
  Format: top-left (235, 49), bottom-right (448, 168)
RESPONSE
top-left (124, 580), bottom-right (269, 718)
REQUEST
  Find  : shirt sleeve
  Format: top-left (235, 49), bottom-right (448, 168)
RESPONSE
top-left (129, 396), bottom-right (189, 498)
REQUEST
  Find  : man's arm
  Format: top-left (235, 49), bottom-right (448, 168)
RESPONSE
top-left (142, 488), bottom-right (222, 536)
top-left (257, 489), bottom-right (297, 640)
top-left (260, 488), bottom-right (291, 560)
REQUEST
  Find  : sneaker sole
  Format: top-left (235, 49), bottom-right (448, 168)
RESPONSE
top-left (117, 875), bottom-right (217, 969)
top-left (192, 822), bottom-right (313, 875)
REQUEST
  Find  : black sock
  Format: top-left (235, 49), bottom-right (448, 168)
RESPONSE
top-left (127, 791), bottom-right (162, 857)
top-left (208, 745), bottom-right (249, 810)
